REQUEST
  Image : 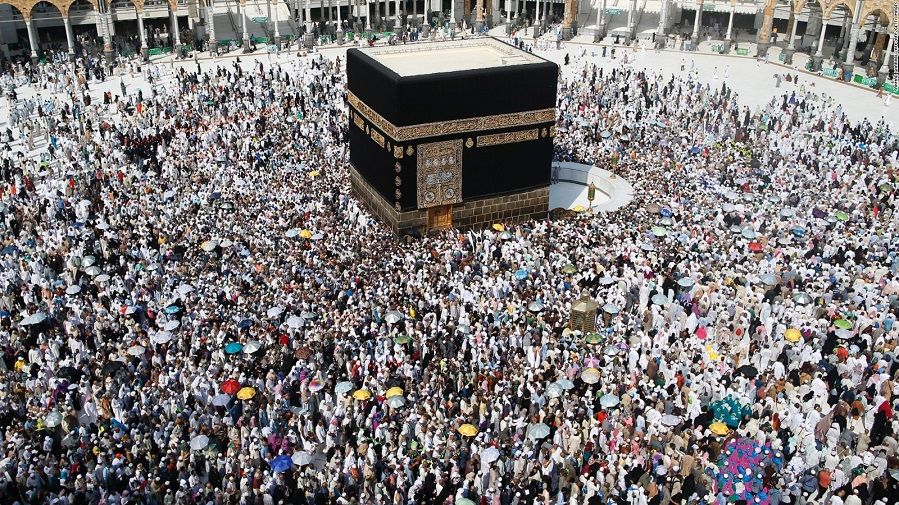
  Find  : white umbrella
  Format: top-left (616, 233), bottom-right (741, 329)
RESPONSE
top-left (220, 239), bottom-right (234, 248)
top-left (85, 266), bottom-right (102, 277)
top-left (600, 394), bottom-right (620, 408)
top-left (212, 394), bottom-right (231, 407)
top-left (45, 411), bottom-right (63, 428)
top-left (164, 320), bottom-right (180, 331)
top-left (286, 315), bottom-right (304, 329)
top-left (300, 311), bottom-right (317, 320)
top-left (200, 240), bottom-right (219, 252)
top-left (81, 255), bottom-right (96, 268)
top-left (651, 294), bottom-right (668, 306)
top-left (335, 381), bottom-right (354, 395)
top-left (286, 228), bottom-right (300, 238)
top-left (528, 301), bottom-right (544, 313)
top-left (19, 312), bottom-right (47, 326)
top-left (528, 423), bottom-right (551, 440)
top-left (481, 447), bottom-right (500, 464)
top-left (661, 414), bottom-right (681, 426)
top-left (65, 285), bottom-right (81, 295)
top-left (546, 382), bottom-right (563, 398)
top-left (387, 395), bottom-right (406, 409)
top-left (94, 274), bottom-right (111, 283)
top-left (152, 331), bottom-right (173, 344)
top-left (267, 306), bottom-right (284, 318)
top-left (190, 435), bottom-right (209, 451)
top-left (177, 284), bottom-right (194, 295)
top-left (244, 341), bottom-right (263, 354)
top-left (127, 345), bottom-right (145, 356)
top-left (384, 311), bottom-right (404, 324)
top-left (292, 451), bottom-right (313, 466)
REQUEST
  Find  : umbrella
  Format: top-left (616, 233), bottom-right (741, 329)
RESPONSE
top-left (734, 365), bottom-right (758, 378)
top-left (585, 333), bottom-right (602, 345)
top-left (177, 284), bottom-right (194, 295)
top-left (557, 379), bottom-right (575, 390)
top-left (748, 241), bottom-right (764, 253)
top-left (651, 226), bottom-right (667, 237)
top-left (212, 394), bottom-right (231, 407)
top-left (812, 207), bottom-right (826, 219)
top-left (387, 395), bottom-right (406, 408)
top-left (308, 170), bottom-right (320, 178)
top-left (224, 342), bottom-right (243, 354)
top-left (514, 268), bottom-right (528, 280)
top-left (561, 264), bottom-right (577, 274)
top-left (722, 203), bottom-right (735, 213)
top-left (528, 301), bottom-right (544, 313)
top-left (292, 451), bottom-right (313, 466)
top-left (57, 366), bottom-right (83, 381)
top-left (286, 315), bottom-right (304, 328)
top-left (602, 303), bottom-right (619, 314)
top-left (164, 305), bottom-right (181, 314)
top-left (792, 292), bottom-right (813, 305)
top-left (127, 345), bottom-right (145, 357)
top-left (651, 294), bottom-right (668, 306)
top-left (835, 210), bottom-right (849, 222)
top-left (456, 499), bottom-right (476, 505)
top-left (237, 319), bottom-right (253, 329)
top-left (600, 130), bottom-right (612, 139)
top-left (676, 277), bottom-right (694, 288)
top-left (834, 319), bottom-right (852, 330)
top-left (101, 361), bottom-right (124, 376)
top-left (300, 311), bottom-right (317, 320)
top-left (759, 273), bottom-right (777, 286)
top-left (741, 227), bottom-right (757, 240)
top-left (528, 423), bottom-right (551, 440)
top-left (481, 447), bottom-right (500, 464)
top-left (308, 379), bottom-right (324, 392)
top-left (385, 387), bottom-right (404, 399)
top-left (492, 223), bottom-right (505, 232)
top-left (599, 276), bottom-right (616, 286)
top-left (85, 266), bottom-right (101, 276)
top-left (286, 228), bottom-right (300, 238)
top-left (163, 320), bottom-right (180, 331)
top-left (661, 414), bottom-right (681, 426)
top-left (394, 334), bottom-right (411, 345)
top-left (200, 240), bottom-right (219, 252)
top-left (20, 312), bottom-right (48, 326)
top-left (709, 422), bottom-right (730, 435)
top-left (581, 368), bottom-right (600, 384)
top-left (270, 455), bottom-right (293, 473)
top-left (299, 229), bottom-right (313, 239)
top-left (153, 331), bottom-right (173, 344)
top-left (780, 208), bottom-right (794, 217)
top-left (458, 424), bottom-right (478, 437)
top-left (646, 203), bottom-right (661, 214)
top-left (659, 207), bottom-right (673, 218)
top-left (835, 328), bottom-right (853, 339)
top-left (352, 389), bottom-right (372, 401)
top-left (384, 311), bottom-right (404, 324)
top-left (600, 394), bottom-right (620, 408)
top-left (66, 285), bottom-right (81, 295)
top-left (499, 231), bottom-right (513, 240)
top-left (190, 435), bottom-right (209, 451)
top-left (243, 341), bottom-right (263, 354)
top-left (236, 387), bottom-right (256, 400)
top-left (335, 381), bottom-right (354, 395)
top-left (45, 412), bottom-right (63, 428)
top-left (546, 382), bottom-right (563, 398)
top-left (94, 274), bottom-right (111, 283)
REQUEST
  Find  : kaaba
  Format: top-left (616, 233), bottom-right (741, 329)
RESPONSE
top-left (346, 38), bottom-right (559, 235)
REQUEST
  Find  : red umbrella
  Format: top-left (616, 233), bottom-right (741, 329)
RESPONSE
top-left (748, 241), bottom-right (763, 252)
top-left (220, 379), bottom-right (241, 395)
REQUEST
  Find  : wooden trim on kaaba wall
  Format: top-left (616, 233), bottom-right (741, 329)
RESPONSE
top-left (348, 92), bottom-right (556, 142)
top-left (476, 129), bottom-right (540, 147)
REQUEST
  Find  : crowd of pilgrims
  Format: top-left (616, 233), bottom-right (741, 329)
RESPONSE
top-left (0, 46), bottom-right (898, 505)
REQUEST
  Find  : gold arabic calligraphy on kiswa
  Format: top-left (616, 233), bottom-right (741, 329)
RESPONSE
top-left (348, 92), bottom-right (556, 142)
top-left (416, 140), bottom-right (463, 209)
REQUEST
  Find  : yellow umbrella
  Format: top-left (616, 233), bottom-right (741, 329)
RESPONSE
top-left (385, 387), bottom-right (404, 399)
top-left (784, 328), bottom-right (801, 343)
top-left (299, 229), bottom-right (313, 239)
top-left (704, 344), bottom-right (720, 361)
top-left (309, 170), bottom-right (320, 178)
top-left (573, 204), bottom-right (587, 212)
top-left (236, 387), bottom-right (256, 400)
top-left (492, 224), bottom-right (505, 232)
top-left (709, 422), bottom-right (729, 436)
top-left (352, 389), bottom-right (372, 401)
top-left (458, 424), bottom-right (478, 437)
top-left (580, 367), bottom-right (601, 384)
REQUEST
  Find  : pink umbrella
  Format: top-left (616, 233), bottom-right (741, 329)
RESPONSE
top-left (584, 357), bottom-right (601, 368)
top-left (696, 326), bottom-right (707, 340)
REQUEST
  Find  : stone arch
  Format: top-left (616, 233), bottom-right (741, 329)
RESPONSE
top-left (858, 5), bottom-right (891, 27)
top-left (793, 0), bottom-right (824, 15)
top-left (0, 0), bottom-right (37, 19)
top-left (823, 0), bottom-right (854, 20)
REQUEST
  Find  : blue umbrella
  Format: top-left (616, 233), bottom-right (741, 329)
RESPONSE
top-left (224, 342), bottom-right (243, 354)
top-left (660, 207), bottom-right (673, 218)
top-left (164, 306), bottom-right (181, 314)
top-left (238, 319), bottom-right (253, 329)
top-left (514, 269), bottom-right (528, 281)
top-left (0, 245), bottom-right (18, 255)
top-left (110, 418), bottom-right (128, 431)
top-left (270, 455), bottom-right (293, 473)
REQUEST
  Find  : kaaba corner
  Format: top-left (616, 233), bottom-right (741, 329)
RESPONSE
top-left (346, 37), bottom-right (559, 236)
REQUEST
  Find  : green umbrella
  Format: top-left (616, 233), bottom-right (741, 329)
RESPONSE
top-left (561, 264), bottom-right (577, 274)
top-left (879, 182), bottom-right (893, 193)
top-left (394, 334), bottom-right (411, 345)
top-left (834, 319), bottom-right (852, 330)
top-left (585, 333), bottom-right (602, 345)
top-left (651, 226), bottom-right (668, 237)
top-left (834, 211), bottom-right (849, 222)
top-left (456, 499), bottom-right (476, 505)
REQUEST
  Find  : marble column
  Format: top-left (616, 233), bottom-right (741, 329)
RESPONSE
top-left (273, 0), bottom-right (282, 47)
top-left (336, 0), bottom-right (343, 42)
top-left (304, 0), bottom-right (314, 46)
top-left (206, 3), bottom-right (215, 52)
top-left (844, 24), bottom-right (858, 65)
top-left (25, 18), bottom-right (39, 62)
top-left (725, 2), bottom-right (735, 42)
top-left (170, 2), bottom-right (182, 54)
top-left (137, 10), bottom-right (149, 60)
top-left (64, 14), bottom-right (76, 61)
top-left (394, 0), bottom-right (401, 31)
top-left (241, 0), bottom-right (251, 50)
top-left (476, 0), bottom-right (484, 32)
top-left (691, 0), bottom-right (702, 45)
